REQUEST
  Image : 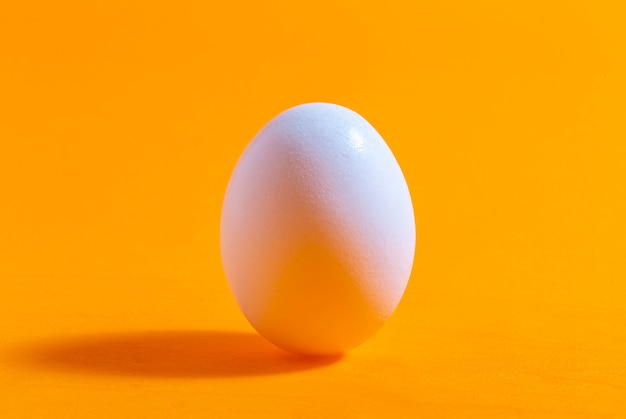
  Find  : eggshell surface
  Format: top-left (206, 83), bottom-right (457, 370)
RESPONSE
top-left (220, 103), bottom-right (415, 355)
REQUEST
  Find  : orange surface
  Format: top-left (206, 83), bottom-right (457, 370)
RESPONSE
top-left (1, 1), bottom-right (625, 417)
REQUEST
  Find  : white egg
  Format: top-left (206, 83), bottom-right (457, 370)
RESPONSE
top-left (220, 103), bottom-right (415, 355)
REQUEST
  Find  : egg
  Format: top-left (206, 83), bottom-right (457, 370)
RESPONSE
top-left (220, 103), bottom-right (415, 355)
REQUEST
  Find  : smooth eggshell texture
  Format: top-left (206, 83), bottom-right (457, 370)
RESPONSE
top-left (220, 103), bottom-right (415, 355)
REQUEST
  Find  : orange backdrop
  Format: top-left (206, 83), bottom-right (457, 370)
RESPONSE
top-left (1, 1), bottom-right (626, 417)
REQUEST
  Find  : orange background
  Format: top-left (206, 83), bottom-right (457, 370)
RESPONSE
top-left (1, 1), bottom-right (626, 417)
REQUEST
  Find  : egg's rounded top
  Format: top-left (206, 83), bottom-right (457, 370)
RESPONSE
top-left (221, 102), bottom-right (415, 355)
top-left (246, 102), bottom-right (380, 167)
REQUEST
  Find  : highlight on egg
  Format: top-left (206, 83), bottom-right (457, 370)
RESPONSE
top-left (220, 102), bottom-right (415, 355)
